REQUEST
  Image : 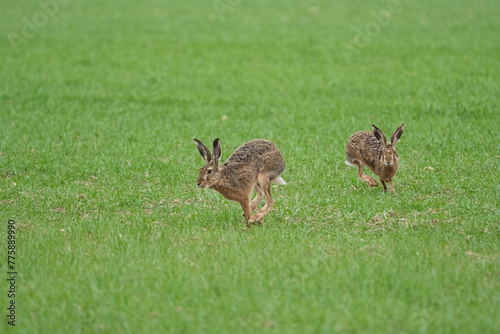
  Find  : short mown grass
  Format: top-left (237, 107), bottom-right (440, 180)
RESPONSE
top-left (1, 0), bottom-right (499, 333)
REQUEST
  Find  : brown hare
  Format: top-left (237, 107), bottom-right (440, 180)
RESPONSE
top-left (345, 124), bottom-right (404, 192)
top-left (194, 138), bottom-right (286, 228)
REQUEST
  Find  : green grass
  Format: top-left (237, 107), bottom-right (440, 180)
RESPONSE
top-left (1, 0), bottom-right (499, 333)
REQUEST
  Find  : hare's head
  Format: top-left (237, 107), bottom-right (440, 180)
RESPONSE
top-left (372, 124), bottom-right (404, 167)
top-left (194, 138), bottom-right (222, 188)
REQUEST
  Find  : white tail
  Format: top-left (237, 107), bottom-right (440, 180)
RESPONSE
top-left (345, 160), bottom-right (357, 168)
top-left (271, 176), bottom-right (287, 185)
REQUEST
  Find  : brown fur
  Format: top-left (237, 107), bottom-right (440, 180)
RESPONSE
top-left (194, 138), bottom-right (286, 228)
top-left (345, 124), bottom-right (404, 192)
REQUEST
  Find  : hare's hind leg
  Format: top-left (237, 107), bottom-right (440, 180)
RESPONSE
top-left (355, 162), bottom-right (378, 187)
top-left (250, 183), bottom-right (264, 213)
top-left (249, 176), bottom-right (274, 226)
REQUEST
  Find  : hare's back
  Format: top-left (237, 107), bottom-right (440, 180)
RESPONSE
top-left (347, 131), bottom-right (383, 164)
top-left (350, 131), bottom-right (382, 147)
top-left (227, 140), bottom-right (281, 163)
top-left (348, 131), bottom-right (373, 143)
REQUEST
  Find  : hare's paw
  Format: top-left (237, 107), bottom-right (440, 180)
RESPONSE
top-left (249, 214), bottom-right (265, 226)
top-left (367, 177), bottom-right (379, 187)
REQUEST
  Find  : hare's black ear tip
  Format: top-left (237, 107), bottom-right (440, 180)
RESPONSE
top-left (214, 138), bottom-right (220, 144)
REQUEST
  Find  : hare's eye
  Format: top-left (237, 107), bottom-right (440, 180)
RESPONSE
top-left (207, 169), bottom-right (213, 175)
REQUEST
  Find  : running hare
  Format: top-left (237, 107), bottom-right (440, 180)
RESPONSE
top-left (345, 124), bottom-right (404, 192)
top-left (194, 138), bottom-right (286, 227)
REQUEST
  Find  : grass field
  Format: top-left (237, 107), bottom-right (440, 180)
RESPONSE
top-left (1, 0), bottom-right (499, 333)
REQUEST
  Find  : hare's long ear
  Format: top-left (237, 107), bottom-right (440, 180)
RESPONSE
top-left (194, 139), bottom-right (212, 162)
top-left (212, 138), bottom-right (221, 166)
top-left (372, 125), bottom-right (387, 144)
top-left (390, 123), bottom-right (404, 145)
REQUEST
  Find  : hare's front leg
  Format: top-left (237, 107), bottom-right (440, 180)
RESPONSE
top-left (380, 178), bottom-right (396, 193)
top-left (388, 179), bottom-right (396, 193)
top-left (238, 183), bottom-right (258, 228)
top-left (240, 200), bottom-right (252, 229)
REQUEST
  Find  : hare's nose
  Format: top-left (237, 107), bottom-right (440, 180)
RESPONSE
top-left (197, 182), bottom-right (202, 187)
top-left (386, 161), bottom-right (391, 166)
